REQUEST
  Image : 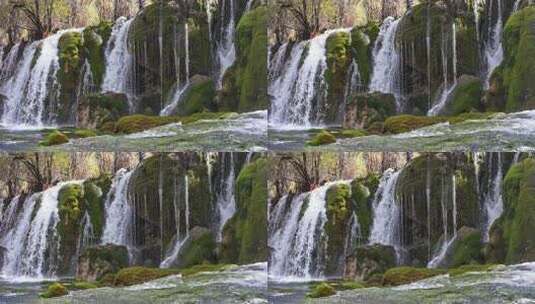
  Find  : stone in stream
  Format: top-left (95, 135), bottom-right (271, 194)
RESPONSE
top-left (76, 244), bottom-right (129, 282)
top-left (344, 244), bottom-right (396, 281)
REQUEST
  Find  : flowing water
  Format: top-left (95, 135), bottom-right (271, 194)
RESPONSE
top-left (101, 169), bottom-right (134, 251)
top-left (216, 153), bottom-right (236, 242)
top-left (483, 0), bottom-right (504, 88)
top-left (214, 0), bottom-right (237, 88)
top-left (482, 153), bottom-right (504, 241)
top-left (369, 17), bottom-right (402, 110)
top-left (102, 17), bottom-right (134, 110)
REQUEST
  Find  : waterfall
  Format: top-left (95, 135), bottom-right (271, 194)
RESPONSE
top-left (369, 169), bottom-right (402, 255)
top-left (514, 0), bottom-right (522, 11)
top-left (483, 0), bottom-right (504, 88)
top-left (0, 43), bottom-right (21, 83)
top-left (160, 175), bottom-right (190, 268)
top-left (0, 196), bottom-right (20, 236)
top-left (102, 17), bottom-right (134, 110)
top-left (160, 23), bottom-right (190, 116)
top-left (369, 17), bottom-right (403, 110)
top-left (246, 0), bottom-right (255, 11)
top-left (428, 22), bottom-right (458, 116)
top-left (215, 0), bottom-right (237, 88)
top-left (427, 174), bottom-right (458, 268)
top-left (101, 169), bottom-right (134, 249)
top-left (269, 181), bottom-right (350, 280)
top-left (342, 59), bottom-right (362, 118)
top-left (482, 153), bottom-right (504, 241)
top-left (1, 29), bottom-right (82, 127)
top-left (1, 182), bottom-right (81, 279)
top-left (426, 3), bottom-right (432, 111)
top-left (75, 212), bottom-right (96, 267)
top-left (343, 212), bottom-right (361, 262)
top-left (216, 153), bottom-right (236, 242)
top-left (426, 157), bottom-right (432, 260)
top-left (269, 29), bottom-right (350, 128)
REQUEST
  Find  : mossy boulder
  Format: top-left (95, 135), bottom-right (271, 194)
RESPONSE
top-left (82, 21), bottom-right (112, 88)
top-left (307, 282), bottom-right (336, 298)
top-left (306, 130), bottom-right (337, 146)
top-left (175, 227), bottom-right (217, 268)
top-left (41, 283), bottom-right (68, 298)
top-left (382, 267), bottom-right (446, 286)
top-left (448, 264), bottom-right (500, 277)
top-left (384, 115), bottom-right (447, 134)
top-left (488, 158), bottom-right (535, 264)
top-left (440, 75), bottom-right (483, 116)
top-left (502, 7), bottom-right (535, 111)
top-left (220, 6), bottom-right (268, 112)
top-left (39, 130), bottom-right (69, 146)
top-left (350, 25), bottom-right (377, 87)
top-left (76, 244), bottom-right (129, 282)
top-left (343, 92), bottom-right (397, 129)
top-left (114, 115), bottom-right (179, 134)
top-left (173, 75), bottom-right (216, 116)
top-left (324, 183), bottom-right (354, 275)
top-left (57, 31), bottom-right (83, 123)
top-left (430, 226), bottom-right (484, 268)
top-left (57, 183), bottom-right (84, 273)
top-left (77, 93), bottom-right (129, 129)
top-left (83, 175), bottom-right (112, 239)
top-left (113, 266), bottom-right (180, 287)
top-left (220, 158), bottom-right (268, 264)
top-left (351, 174), bottom-right (379, 243)
top-left (345, 244), bottom-right (396, 281)
top-left (325, 31), bottom-right (352, 123)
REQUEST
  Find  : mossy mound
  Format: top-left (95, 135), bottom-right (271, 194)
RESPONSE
top-left (502, 7), bottom-right (535, 111)
top-left (76, 244), bottom-right (129, 282)
top-left (113, 267), bottom-right (180, 287)
top-left (336, 129), bottom-right (368, 138)
top-left (350, 175), bottom-right (379, 242)
top-left (220, 6), bottom-right (268, 112)
top-left (307, 282), bottom-right (336, 298)
top-left (449, 229), bottom-right (484, 267)
top-left (349, 244), bottom-right (396, 281)
top-left (221, 158), bottom-right (268, 264)
top-left (448, 264), bottom-right (500, 277)
top-left (77, 93), bottom-right (129, 130)
top-left (82, 21), bottom-right (112, 88)
top-left (344, 93), bottom-right (396, 130)
top-left (306, 130), bottom-right (337, 146)
top-left (382, 267), bottom-right (446, 286)
top-left (74, 129), bottom-right (97, 138)
top-left (350, 24), bottom-right (377, 87)
top-left (324, 30), bottom-right (352, 122)
top-left (57, 183), bottom-right (85, 272)
top-left (384, 115), bottom-right (448, 134)
top-left (57, 31), bottom-right (83, 122)
top-left (114, 115), bottom-right (180, 134)
top-left (490, 158), bottom-right (535, 263)
top-left (175, 76), bottom-right (216, 116)
top-left (179, 263), bottom-right (234, 277)
top-left (39, 130), bottom-right (69, 146)
top-left (442, 75), bottom-right (483, 116)
top-left (83, 175), bottom-right (112, 239)
top-left (179, 231), bottom-right (217, 268)
top-left (41, 283), bottom-right (68, 298)
top-left (72, 281), bottom-right (99, 290)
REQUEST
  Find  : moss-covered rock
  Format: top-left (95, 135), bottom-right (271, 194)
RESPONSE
top-left (114, 115), bottom-right (180, 134)
top-left (306, 130), bottom-right (337, 146)
top-left (382, 267), bottom-right (446, 286)
top-left (325, 31), bottom-right (352, 122)
top-left (174, 75), bottom-right (216, 116)
top-left (41, 283), bottom-right (68, 298)
top-left (441, 75), bottom-right (483, 116)
top-left (345, 244), bottom-right (396, 281)
top-left (220, 158), bottom-right (268, 264)
top-left (83, 175), bottom-right (112, 239)
top-left (77, 93), bottom-right (129, 129)
top-left (176, 227), bottom-right (217, 268)
top-left (39, 130), bottom-right (69, 146)
top-left (502, 7), bottom-right (535, 111)
top-left (350, 174), bottom-right (379, 243)
top-left (76, 244), bottom-right (129, 282)
top-left (113, 266), bottom-right (180, 287)
top-left (343, 93), bottom-right (397, 130)
top-left (57, 31), bottom-right (83, 123)
top-left (307, 282), bottom-right (336, 298)
top-left (384, 115), bottom-right (447, 134)
top-left (57, 183), bottom-right (84, 273)
top-left (82, 21), bottom-right (112, 88)
top-left (220, 6), bottom-right (268, 112)
top-left (350, 24), bottom-right (377, 87)
top-left (489, 158), bottom-right (535, 264)
top-left (449, 227), bottom-right (484, 267)
top-left (448, 264), bottom-right (500, 277)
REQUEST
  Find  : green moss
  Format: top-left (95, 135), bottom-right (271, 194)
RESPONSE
top-left (41, 283), bottom-right (68, 298)
top-left (336, 129), bottom-right (368, 138)
top-left (72, 281), bottom-right (98, 290)
top-left (74, 129), bottom-right (97, 138)
top-left (382, 267), bottom-right (446, 286)
top-left (177, 79), bottom-right (216, 116)
top-left (499, 158), bottom-right (535, 263)
top-left (448, 264), bottom-right (500, 277)
top-left (350, 27), bottom-right (374, 86)
top-left (180, 233), bottom-right (217, 268)
top-left (306, 130), bottom-right (337, 146)
top-left (307, 282), bottom-right (336, 298)
top-left (114, 115), bottom-right (180, 134)
top-left (179, 112), bottom-right (236, 124)
top-left (325, 31), bottom-right (351, 122)
top-left (82, 21), bottom-right (112, 87)
top-left (114, 267), bottom-right (180, 287)
top-left (179, 264), bottom-right (234, 277)
top-left (447, 77), bottom-right (483, 115)
top-left (57, 31), bottom-right (83, 122)
top-left (220, 158), bottom-right (268, 264)
top-left (450, 230), bottom-right (484, 267)
top-left (39, 130), bottom-right (69, 146)
top-left (337, 281), bottom-right (365, 290)
top-left (502, 7), bottom-right (535, 111)
top-left (57, 183), bottom-right (84, 273)
top-left (83, 175), bottom-right (111, 238)
top-left (384, 115), bottom-right (448, 134)
top-left (324, 183), bottom-right (352, 275)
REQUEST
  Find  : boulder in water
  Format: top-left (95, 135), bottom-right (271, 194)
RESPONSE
top-left (438, 75), bottom-right (483, 116)
top-left (77, 92), bottom-right (129, 129)
top-left (76, 244), bottom-right (129, 282)
top-left (168, 75), bottom-right (216, 116)
top-left (431, 226), bottom-right (483, 268)
top-left (174, 226), bottom-right (216, 268)
top-left (343, 92), bottom-right (396, 130)
top-left (344, 244), bottom-right (396, 281)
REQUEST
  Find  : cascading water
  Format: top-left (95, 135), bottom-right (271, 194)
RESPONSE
top-left (160, 23), bottom-right (190, 116)
top-left (102, 17), bottom-right (134, 110)
top-left (160, 175), bottom-right (190, 268)
top-left (427, 174), bottom-right (458, 268)
top-left (369, 169), bottom-right (402, 255)
top-left (369, 17), bottom-right (403, 110)
top-left (483, 0), bottom-right (504, 88)
top-left (482, 153), bottom-right (504, 241)
top-left (1, 29), bottom-right (81, 127)
top-left (216, 153), bottom-right (236, 242)
top-left (428, 22), bottom-right (458, 116)
top-left (1, 182), bottom-right (81, 279)
top-left (101, 169), bottom-right (134, 249)
top-left (214, 0), bottom-right (237, 88)
top-left (269, 181), bottom-right (350, 280)
top-left (0, 43), bottom-right (20, 83)
top-left (514, 0), bottom-right (522, 11)
top-left (269, 29), bottom-right (350, 128)
top-left (0, 196), bottom-right (19, 236)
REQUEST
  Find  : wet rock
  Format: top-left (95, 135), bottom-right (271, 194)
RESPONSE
top-left (343, 92), bottom-right (396, 130)
top-left (76, 244), bottom-right (129, 282)
top-left (77, 92), bottom-right (129, 129)
top-left (344, 244), bottom-right (396, 281)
